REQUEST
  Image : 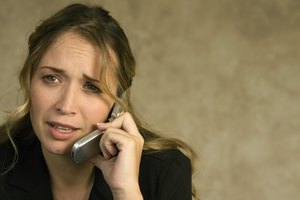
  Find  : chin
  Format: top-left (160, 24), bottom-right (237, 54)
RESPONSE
top-left (43, 141), bottom-right (72, 156)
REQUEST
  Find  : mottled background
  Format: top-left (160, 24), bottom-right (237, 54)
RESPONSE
top-left (1, 0), bottom-right (299, 199)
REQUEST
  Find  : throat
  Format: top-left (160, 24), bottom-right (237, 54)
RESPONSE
top-left (51, 169), bottom-right (95, 200)
top-left (52, 182), bottom-right (94, 200)
top-left (41, 144), bottom-right (95, 199)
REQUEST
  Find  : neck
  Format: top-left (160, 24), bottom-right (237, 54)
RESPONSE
top-left (42, 147), bottom-right (95, 189)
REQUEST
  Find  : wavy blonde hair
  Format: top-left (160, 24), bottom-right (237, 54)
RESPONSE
top-left (0, 3), bottom-right (199, 199)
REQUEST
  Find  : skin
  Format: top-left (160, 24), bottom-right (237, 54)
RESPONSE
top-left (30, 31), bottom-right (144, 200)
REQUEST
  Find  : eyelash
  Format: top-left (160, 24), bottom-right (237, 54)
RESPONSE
top-left (84, 82), bottom-right (102, 93)
top-left (42, 74), bottom-right (60, 83)
top-left (41, 75), bottom-right (101, 94)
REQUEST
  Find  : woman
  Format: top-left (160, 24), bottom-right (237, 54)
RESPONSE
top-left (0, 3), bottom-right (199, 200)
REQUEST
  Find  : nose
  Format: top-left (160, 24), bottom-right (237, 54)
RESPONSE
top-left (55, 85), bottom-right (77, 115)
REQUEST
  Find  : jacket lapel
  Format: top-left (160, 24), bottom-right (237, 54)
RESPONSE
top-left (8, 139), bottom-right (53, 199)
top-left (8, 137), bottom-right (113, 200)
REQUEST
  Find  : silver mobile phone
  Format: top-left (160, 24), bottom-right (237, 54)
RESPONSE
top-left (71, 102), bottom-right (123, 164)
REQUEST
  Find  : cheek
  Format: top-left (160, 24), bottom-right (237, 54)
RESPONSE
top-left (30, 86), bottom-right (47, 111)
top-left (29, 86), bottom-right (49, 139)
top-left (30, 87), bottom-right (41, 112)
top-left (30, 84), bottom-right (56, 120)
top-left (83, 99), bottom-right (113, 123)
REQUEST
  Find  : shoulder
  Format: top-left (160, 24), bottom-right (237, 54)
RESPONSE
top-left (139, 149), bottom-right (192, 199)
top-left (139, 129), bottom-right (191, 167)
top-left (141, 149), bottom-right (190, 169)
top-left (0, 130), bottom-right (37, 173)
top-left (0, 140), bottom-right (16, 173)
top-left (140, 149), bottom-right (191, 180)
top-left (0, 140), bottom-right (16, 199)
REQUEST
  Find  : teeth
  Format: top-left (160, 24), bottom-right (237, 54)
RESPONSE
top-left (54, 125), bottom-right (74, 132)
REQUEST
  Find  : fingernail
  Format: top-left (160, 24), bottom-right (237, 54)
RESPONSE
top-left (96, 123), bottom-right (105, 128)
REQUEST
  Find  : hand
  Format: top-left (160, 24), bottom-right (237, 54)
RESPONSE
top-left (90, 112), bottom-right (144, 200)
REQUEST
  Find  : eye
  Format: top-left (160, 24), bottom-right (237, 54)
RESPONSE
top-left (42, 75), bottom-right (60, 83)
top-left (84, 82), bottom-right (102, 93)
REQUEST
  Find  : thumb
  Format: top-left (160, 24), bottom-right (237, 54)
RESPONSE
top-left (89, 154), bottom-right (105, 168)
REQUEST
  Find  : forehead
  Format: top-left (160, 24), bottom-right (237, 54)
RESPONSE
top-left (51, 31), bottom-right (118, 61)
top-left (38, 31), bottom-right (119, 91)
top-left (37, 32), bottom-right (98, 78)
top-left (49, 32), bottom-right (100, 58)
top-left (50, 31), bottom-right (118, 66)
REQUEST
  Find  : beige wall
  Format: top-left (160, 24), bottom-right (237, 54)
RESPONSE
top-left (1, 0), bottom-right (299, 199)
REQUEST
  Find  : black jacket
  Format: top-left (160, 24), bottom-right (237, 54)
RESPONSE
top-left (0, 135), bottom-right (192, 200)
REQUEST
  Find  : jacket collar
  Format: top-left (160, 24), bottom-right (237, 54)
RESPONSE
top-left (9, 138), bottom-right (53, 198)
top-left (8, 137), bottom-right (112, 199)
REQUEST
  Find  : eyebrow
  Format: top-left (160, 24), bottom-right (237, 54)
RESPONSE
top-left (40, 66), bottom-right (64, 73)
top-left (39, 66), bottom-right (100, 83)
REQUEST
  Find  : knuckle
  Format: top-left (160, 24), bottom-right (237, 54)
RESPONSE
top-left (104, 127), bottom-right (115, 134)
top-left (122, 111), bottom-right (131, 119)
top-left (101, 129), bottom-right (113, 141)
top-left (138, 135), bottom-right (144, 144)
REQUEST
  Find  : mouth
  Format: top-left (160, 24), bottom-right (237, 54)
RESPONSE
top-left (47, 121), bottom-right (79, 133)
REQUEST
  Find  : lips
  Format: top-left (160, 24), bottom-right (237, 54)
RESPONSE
top-left (47, 121), bottom-right (79, 140)
top-left (48, 121), bottom-right (78, 132)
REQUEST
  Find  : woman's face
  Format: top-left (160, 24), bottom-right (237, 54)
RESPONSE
top-left (30, 32), bottom-right (116, 156)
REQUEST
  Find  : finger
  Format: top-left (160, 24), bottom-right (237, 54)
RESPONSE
top-left (100, 127), bottom-right (143, 153)
top-left (90, 154), bottom-right (118, 170)
top-left (98, 112), bottom-right (140, 136)
top-left (101, 142), bottom-right (117, 160)
top-left (99, 128), bottom-right (128, 157)
top-left (90, 154), bottom-right (105, 166)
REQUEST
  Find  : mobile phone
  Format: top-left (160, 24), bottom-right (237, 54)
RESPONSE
top-left (71, 102), bottom-right (123, 164)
